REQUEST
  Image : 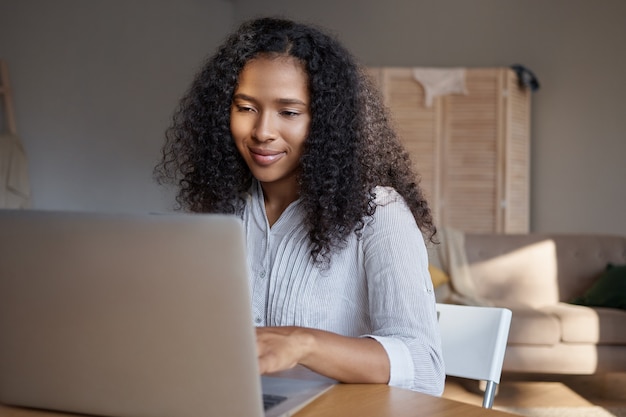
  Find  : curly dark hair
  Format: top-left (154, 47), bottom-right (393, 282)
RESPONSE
top-left (154, 17), bottom-right (436, 264)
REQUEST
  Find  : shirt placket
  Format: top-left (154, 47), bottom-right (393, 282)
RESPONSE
top-left (251, 211), bottom-right (272, 327)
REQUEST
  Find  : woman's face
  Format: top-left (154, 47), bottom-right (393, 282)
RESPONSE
top-left (230, 55), bottom-right (311, 192)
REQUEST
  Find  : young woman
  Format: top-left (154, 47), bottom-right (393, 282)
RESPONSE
top-left (154, 17), bottom-right (445, 396)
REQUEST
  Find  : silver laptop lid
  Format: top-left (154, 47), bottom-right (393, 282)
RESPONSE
top-left (0, 210), bottom-right (264, 417)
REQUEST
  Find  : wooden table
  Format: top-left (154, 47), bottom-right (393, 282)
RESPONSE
top-left (0, 383), bottom-right (517, 417)
top-left (295, 383), bottom-right (516, 417)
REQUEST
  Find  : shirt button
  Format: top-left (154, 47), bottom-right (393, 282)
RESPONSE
top-left (254, 316), bottom-right (262, 324)
top-left (259, 271), bottom-right (266, 279)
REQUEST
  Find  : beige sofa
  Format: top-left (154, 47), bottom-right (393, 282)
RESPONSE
top-left (431, 232), bottom-right (626, 375)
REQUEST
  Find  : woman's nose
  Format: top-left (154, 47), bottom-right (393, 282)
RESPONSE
top-left (252, 112), bottom-right (277, 142)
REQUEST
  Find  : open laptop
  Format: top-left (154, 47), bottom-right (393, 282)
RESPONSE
top-left (0, 209), bottom-right (334, 417)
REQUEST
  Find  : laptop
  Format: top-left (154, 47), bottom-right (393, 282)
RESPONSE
top-left (0, 209), bottom-right (334, 417)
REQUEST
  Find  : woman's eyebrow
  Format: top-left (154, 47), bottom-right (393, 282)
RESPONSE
top-left (232, 93), bottom-right (307, 106)
top-left (232, 93), bottom-right (256, 102)
top-left (276, 98), bottom-right (308, 106)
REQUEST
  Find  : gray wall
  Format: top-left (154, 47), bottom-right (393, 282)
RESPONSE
top-left (1, 0), bottom-right (625, 235)
top-left (0, 0), bottom-right (234, 212)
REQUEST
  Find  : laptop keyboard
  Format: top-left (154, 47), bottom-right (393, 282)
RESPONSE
top-left (263, 393), bottom-right (288, 410)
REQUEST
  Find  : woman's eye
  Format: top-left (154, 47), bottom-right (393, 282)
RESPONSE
top-left (236, 105), bottom-right (255, 113)
top-left (281, 110), bottom-right (300, 117)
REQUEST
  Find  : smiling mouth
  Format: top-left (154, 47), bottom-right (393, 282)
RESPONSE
top-left (249, 148), bottom-right (285, 166)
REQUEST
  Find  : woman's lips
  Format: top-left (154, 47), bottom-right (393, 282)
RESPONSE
top-left (249, 148), bottom-right (285, 166)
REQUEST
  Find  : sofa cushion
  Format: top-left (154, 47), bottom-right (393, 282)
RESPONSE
top-left (463, 233), bottom-right (626, 304)
top-left (548, 236), bottom-right (626, 302)
top-left (570, 264), bottom-right (626, 310)
top-left (507, 307), bottom-right (561, 345)
top-left (542, 303), bottom-right (626, 344)
top-left (464, 235), bottom-right (559, 308)
top-left (428, 264), bottom-right (450, 288)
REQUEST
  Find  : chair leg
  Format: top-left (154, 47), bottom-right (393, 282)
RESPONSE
top-left (482, 381), bottom-right (498, 408)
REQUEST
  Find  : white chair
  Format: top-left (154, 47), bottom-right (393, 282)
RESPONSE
top-left (436, 303), bottom-right (512, 408)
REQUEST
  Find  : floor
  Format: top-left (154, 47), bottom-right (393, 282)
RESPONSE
top-left (442, 372), bottom-right (626, 408)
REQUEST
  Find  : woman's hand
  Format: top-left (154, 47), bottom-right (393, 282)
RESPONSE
top-left (256, 326), bottom-right (314, 374)
top-left (256, 326), bottom-right (390, 384)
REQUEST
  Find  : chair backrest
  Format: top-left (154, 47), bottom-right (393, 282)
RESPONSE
top-left (436, 303), bottom-right (512, 408)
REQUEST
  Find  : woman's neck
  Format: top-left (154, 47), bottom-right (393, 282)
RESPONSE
top-left (260, 180), bottom-right (300, 227)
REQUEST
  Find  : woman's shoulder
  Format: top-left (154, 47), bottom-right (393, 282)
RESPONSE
top-left (366, 186), bottom-right (414, 227)
top-left (372, 186), bottom-right (405, 206)
top-left (363, 186), bottom-right (423, 243)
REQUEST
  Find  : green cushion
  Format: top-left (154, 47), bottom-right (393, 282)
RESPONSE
top-left (570, 264), bottom-right (626, 310)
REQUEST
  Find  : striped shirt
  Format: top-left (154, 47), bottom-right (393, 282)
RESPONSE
top-left (242, 180), bottom-right (445, 395)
